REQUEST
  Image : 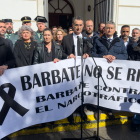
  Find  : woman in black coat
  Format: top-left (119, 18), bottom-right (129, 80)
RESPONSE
top-left (33, 28), bottom-right (62, 65)
top-left (33, 28), bottom-right (62, 126)
top-left (14, 25), bottom-right (37, 67)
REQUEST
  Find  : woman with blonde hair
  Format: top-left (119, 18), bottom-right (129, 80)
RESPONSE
top-left (53, 28), bottom-right (67, 46)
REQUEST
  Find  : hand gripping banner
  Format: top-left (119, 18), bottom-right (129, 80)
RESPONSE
top-left (0, 83), bottom-right (29, 125)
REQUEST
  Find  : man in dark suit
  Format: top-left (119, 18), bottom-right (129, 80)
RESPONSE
top-left (120, 25), bottom-right (137, 60)
top-left (0, 37), bottom-right (15, 76)
top-left (62, 16), bottom-right (91, 124)
top-left (0, 37), bottom-right (15, 140)
top-left (62, 16), bottom-right (91, 59)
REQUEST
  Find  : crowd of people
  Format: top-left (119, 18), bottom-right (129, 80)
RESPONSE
top-left (1, 15), bottom-right (140, 140)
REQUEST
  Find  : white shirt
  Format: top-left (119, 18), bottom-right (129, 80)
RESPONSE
top-left (89, 33), bottom-right (94, 38)
top-left (106, 36), bottom-right (113, 42)
top-left (73, 32), bottom-right (82, 56)
top-left (124, 38), bottom-right (129, 49)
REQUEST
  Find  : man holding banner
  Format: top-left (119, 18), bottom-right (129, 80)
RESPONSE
top-left (62, 16), bottom-right (91, 124)
top-left (92, 21), bottom-right (128, 62)
top-left (91, 21), bottom-right (128, 118)
top-left (0, 36), bottom-right (15, 140)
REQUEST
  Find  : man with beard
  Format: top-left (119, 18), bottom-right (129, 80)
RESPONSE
top-left (132, 28), bottom-right (140, 43)
top-left (120, 25), bottom-right (137, 59)
top-left (0, 20), bottom-right (13, 51)
top-left (84, 19), bottom-right (99, 45)
top-left (3, 19), bottom-right (18, 47)
top-left (34, 16), bottom-right (47, 43)
top-left (95, 22), bottom-right (105, 37)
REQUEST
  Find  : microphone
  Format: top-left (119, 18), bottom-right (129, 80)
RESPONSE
top-left (83, 37), bottom-right (93, 48)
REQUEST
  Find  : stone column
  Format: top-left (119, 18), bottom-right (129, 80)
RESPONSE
top-left (44, 0), bottom-right (49, 27)
top-left (37, 0), bottom-right (44, 16)
top-left (112, 0), bottom-right (119, 31)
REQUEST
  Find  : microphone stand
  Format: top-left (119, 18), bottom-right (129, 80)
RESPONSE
top-left (62, 39), bottom-right (107, 140)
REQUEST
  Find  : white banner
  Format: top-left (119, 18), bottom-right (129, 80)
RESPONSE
top-left (0, 58), bottom-right (140, 139)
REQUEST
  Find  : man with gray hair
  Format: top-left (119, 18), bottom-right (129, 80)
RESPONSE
top-left (92, 21), bottom-right (127, 62)
top-left (132, 28), bottom-right (140, 42)
top-left (92, 21), bottom-right (128, 120)
top-left (34, 16), bottom-right (47, 43)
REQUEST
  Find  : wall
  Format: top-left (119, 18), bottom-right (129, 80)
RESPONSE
top-left (84, 0), bottom-right (94, 22)
top-left (69, 0), bottom-right (94, 22)
top-left (0, 0), bottom-right (42, 32)
top-left (46, 0), bottom-right (94, 23)
top-left (114, 0), bottom-right (140, 36)
top-left (69, 0), bottom-right (85, 18)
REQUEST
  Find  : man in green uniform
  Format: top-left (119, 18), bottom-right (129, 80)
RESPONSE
top-left (3, 19), bottom-right (19, 46)
top-left (34, 16), bottom-right (47, 43)
top-left (21, 16), bottom-right (32, 27)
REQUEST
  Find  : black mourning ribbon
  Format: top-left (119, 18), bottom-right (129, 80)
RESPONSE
top-left (0, 83), bottom-right (29, 125)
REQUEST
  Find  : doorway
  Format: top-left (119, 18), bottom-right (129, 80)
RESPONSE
top-left (49, 13), bottom-right (73, 29)
top-left (48, 0), bottom-right (74, 29)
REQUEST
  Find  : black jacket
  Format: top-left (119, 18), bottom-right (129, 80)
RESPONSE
top-left (62, 33), bottom-right (91, 59)
top-left (119, 36), bottom-right (137, 60)
top-left (83, 32), bottom-right (99, 45)
top-left (33, 41), bottom-right (62, 64)
top-left (14, 39), bottom-right (37, 67)
top-left (129, 38), bottom-right (140, 61)
top-left (92, 34), bottom-right (128, 60)
top-left (6, 38), bottom-right (13, 51)
top-left (127, 37), bottom-right (137, 60)
top-left (0, 37), bottom-right (15, 68)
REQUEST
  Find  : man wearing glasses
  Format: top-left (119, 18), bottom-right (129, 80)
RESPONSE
top-left (34, 16), bottom-right (47, 43)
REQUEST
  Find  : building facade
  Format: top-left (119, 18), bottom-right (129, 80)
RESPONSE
top-left (1, 0), bottom-right (140, 36)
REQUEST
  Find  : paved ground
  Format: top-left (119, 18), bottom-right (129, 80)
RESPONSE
top-left (10, 124), bottom-right (140, 140)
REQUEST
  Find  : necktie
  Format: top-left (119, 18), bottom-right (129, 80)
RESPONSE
top-left (107, 39), bottom-right (112, 49)
top-left (40, 33), bottom-right (43, 40)
top-left (8, 34), bottom-right (11, 39)
top-left (108, 39), bottom-right (112, 42)
top-left (77, 36), bottom-right (81, 56)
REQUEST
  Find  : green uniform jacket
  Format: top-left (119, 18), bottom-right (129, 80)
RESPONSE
top-left (6, 32), bottom-right (19, 47)
top-left (34, 32), bottom-right (44, 43)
